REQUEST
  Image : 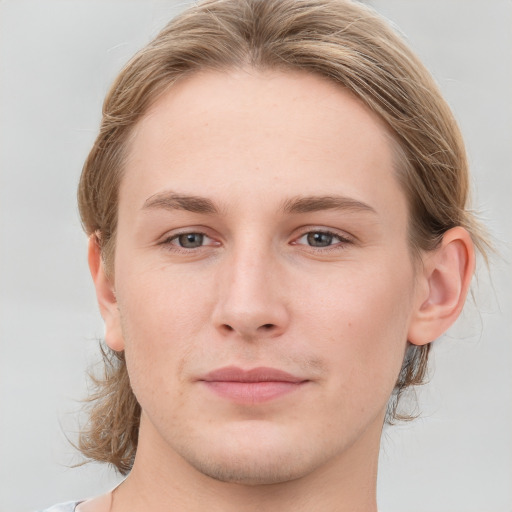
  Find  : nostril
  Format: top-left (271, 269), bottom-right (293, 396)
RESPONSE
top-left (217, 322), bottom-right (282, 337)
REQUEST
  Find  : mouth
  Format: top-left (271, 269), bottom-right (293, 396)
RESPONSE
top-left (199, 366), bottom-right (309, 403)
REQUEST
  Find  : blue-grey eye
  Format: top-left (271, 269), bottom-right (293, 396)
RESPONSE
top-left (307, 232), bottom-right (334, 247)
top-left (177, 233), bottom-right (204, 248)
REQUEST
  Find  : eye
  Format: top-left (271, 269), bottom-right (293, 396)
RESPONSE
top-left (294, 230), bottom-right (351, 248)
top-left (305, 232), bottom-right (335, 247)
top-left (175, 233), bottom-right (205, 248)
top-left (164, 231), bottom-right (217, 250)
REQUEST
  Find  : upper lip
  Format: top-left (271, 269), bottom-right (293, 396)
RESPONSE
top-left (201, 366), bottom-right (306, 383)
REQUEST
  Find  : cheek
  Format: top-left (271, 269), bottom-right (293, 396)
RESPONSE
top-left (115, 268), bottom-right (214, 396)
top-left (299, 262), bottom-right (414, 401)
top-left (114, 244), bottom-right (415, 423)
top-left (118, 262), bottom-right (212, 337)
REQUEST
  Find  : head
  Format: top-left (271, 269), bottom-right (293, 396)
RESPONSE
top-left (78, 0), bottom-right (487, 476)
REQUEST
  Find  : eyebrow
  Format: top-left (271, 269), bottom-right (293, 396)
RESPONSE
top-left (142, 191), bottom-right (219, 214)
top-left (142, 191), bottom-right (377, 216)
top-left (281, 195), bottom-right (377, 215)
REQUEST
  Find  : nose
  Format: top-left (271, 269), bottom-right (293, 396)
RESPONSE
top-left (211, 244), bottom-right (290, 340)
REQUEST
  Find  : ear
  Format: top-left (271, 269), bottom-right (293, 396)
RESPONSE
top-left (88, 234), bottom-right (125, 352)
top-left (408, 227), bottom-right (476, 346)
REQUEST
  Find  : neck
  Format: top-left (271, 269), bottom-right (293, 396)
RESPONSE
top-left (111, 415), bottom-right (382, 512)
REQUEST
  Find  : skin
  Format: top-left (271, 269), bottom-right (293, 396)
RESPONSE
top-left (84, 69), bottom-right (474, 512)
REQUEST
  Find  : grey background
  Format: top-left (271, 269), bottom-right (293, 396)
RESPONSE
top-left (0, 1), bottom-right (510, 511)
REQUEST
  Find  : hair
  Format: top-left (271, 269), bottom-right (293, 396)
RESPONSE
top-left (77, 0), bottom-right (490, 474)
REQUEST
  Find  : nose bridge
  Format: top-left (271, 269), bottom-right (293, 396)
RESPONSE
top-left (213, 235), bottom-right (288, 338)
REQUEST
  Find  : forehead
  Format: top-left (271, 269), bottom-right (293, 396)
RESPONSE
top-left (122, 68), bottom-right (406, 224)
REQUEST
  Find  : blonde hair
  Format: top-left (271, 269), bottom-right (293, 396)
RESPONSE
top-left (77, 0), bottom-right (489, 474)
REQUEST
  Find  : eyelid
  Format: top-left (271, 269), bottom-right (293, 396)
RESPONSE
top-left (291, 227), bottom-right (355, 248)
top-left (156, 225), bottom-right (355, 254)
top-left (159, 228), bottom-right (221, 251)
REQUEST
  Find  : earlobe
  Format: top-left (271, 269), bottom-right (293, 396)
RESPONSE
top-left (408, 227), bottom-right (475, 346)
top-left (88, 234), bottom-right (125, 352)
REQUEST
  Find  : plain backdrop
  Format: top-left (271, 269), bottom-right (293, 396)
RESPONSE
top-left (0, 1), bottom-right (510, 511)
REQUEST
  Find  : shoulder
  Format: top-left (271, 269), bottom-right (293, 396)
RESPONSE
top-left (37, 501), bottom-right (81, 512)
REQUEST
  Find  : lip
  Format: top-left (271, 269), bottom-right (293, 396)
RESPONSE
top-left (200, 366), bottom-right (308, 403)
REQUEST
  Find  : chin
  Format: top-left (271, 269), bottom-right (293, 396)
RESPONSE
top-left (173, 423), bottom-right (333, 486)
top-left (184, 447), bottom-right (314, 485)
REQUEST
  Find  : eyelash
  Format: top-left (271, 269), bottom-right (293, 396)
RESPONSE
top-left (160, 231), bottom-right (217, 253)
top-left (160, 228), bottom-right (353, 253)
top-left (292, 229), bottom-right (353, 251)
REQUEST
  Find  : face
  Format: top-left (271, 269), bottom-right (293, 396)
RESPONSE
top-left (108, 69), bottom-right (423, 484)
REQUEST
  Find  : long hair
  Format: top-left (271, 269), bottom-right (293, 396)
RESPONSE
top-left (77, 0), bottom-right (490, 474)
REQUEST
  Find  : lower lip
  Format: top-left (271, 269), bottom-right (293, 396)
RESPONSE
top-left (202, 381), bottom-right (306, 403)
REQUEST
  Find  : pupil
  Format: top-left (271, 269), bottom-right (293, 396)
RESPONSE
top-left (179, 233), bottom-right (203, 248)
top-left (308, 232), bottom-right (332, 247)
